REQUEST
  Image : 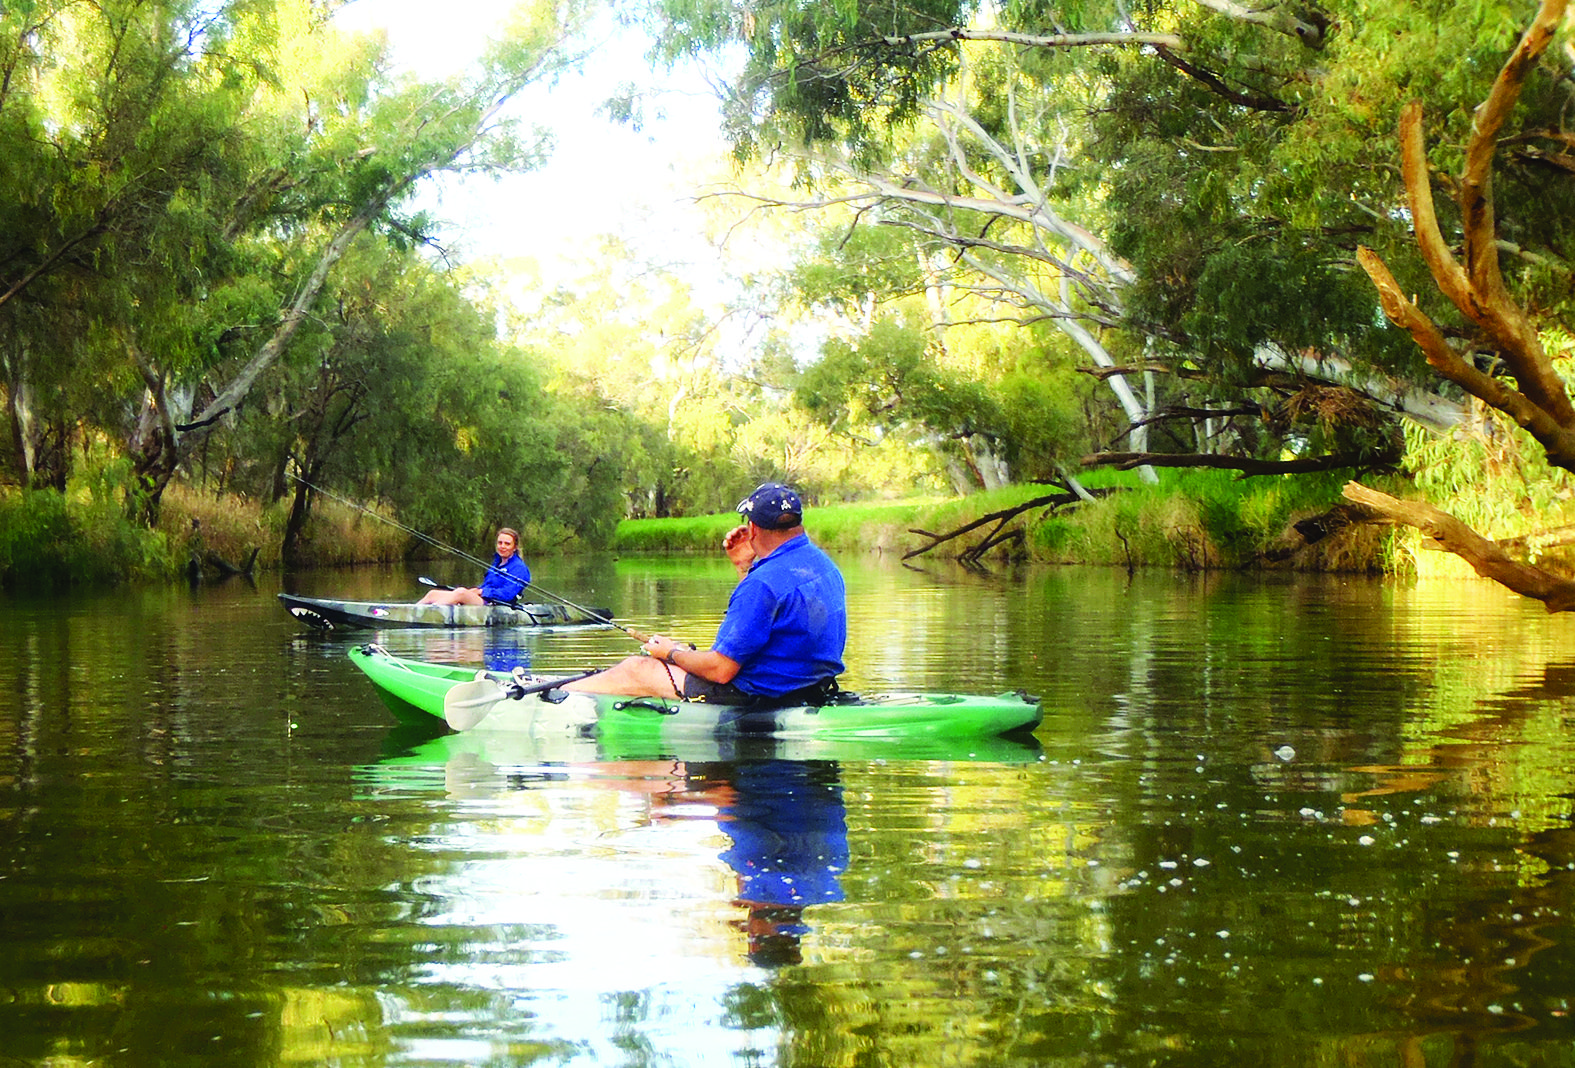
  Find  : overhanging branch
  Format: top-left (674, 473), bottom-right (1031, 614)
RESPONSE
top-left (1086, 450), bottom-right (1397, 476)
top-left (1343, 481), bottom-right (1575, 612)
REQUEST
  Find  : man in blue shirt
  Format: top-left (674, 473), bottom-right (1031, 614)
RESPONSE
top-left (416, 527), bottom-right (531, 606)
top-left (565, 483), bottom-right (847, 703)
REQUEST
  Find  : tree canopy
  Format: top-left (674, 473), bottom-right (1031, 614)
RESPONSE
top-left (640, 0), bottom-right (1572, 476)
top-left (5, 0), bottom-right (1575, 595)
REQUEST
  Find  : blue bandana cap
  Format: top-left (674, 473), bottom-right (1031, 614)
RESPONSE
top-left (736, 482), bottom-right (804, 529)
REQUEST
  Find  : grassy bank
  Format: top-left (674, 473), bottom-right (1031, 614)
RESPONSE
top-left (8, 456), bottom-right (1571, 589)
top-left (0, 483), bottom-right (411, 590)
top-left (611, 470), bottom-right (1397, 572)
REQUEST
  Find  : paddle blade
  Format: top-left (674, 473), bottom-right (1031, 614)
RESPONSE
top-left (443, 672), bottom-right (510, 731)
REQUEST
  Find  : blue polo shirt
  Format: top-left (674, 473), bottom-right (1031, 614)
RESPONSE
top-left (713, 534), bottom-right (847, 697)
top-left (478, 553), bottom-right (531, 603)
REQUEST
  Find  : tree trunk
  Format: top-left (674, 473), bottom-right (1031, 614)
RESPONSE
top-left (281, 467), bottom-right (318, 566)
top-left (4, 351), bottom-right (35, 485)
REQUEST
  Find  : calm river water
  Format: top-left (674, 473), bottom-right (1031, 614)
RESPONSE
top-left (4, 553), bottom-right (1575, 1067)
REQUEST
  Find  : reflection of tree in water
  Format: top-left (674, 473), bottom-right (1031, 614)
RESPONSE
top-left (1373, 658), bottom-right (1575, 1062)
top-left (672, 760), bottom-right (848, 968)
top-left (1171, 657), bottom-right (1575, 1065)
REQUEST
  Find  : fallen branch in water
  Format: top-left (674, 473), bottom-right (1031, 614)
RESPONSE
top-left (1341, 481), bottom-right (1575, 612)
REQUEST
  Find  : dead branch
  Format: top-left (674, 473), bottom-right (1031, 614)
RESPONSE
top-left (1357, 0), bottom-right (1575, 470)
top-left (1342, 481), bottom-right (1575, 612)
top-left (1085, 450), bottom-right (1398, 476)
top-left (1497, 524), bottom-right (1575, 554)
top-left (1126, 404), bottom-right (1265, 431)
top-left (878, 28), bottom-right (1184, 52)
top-left (904, 488), bottom-right (1112, 560)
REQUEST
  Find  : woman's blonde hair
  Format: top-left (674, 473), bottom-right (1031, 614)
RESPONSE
top-left (497, 527), bottom-right (520, 545)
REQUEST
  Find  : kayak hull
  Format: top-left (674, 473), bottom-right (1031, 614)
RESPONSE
top-left (280, 593), bottom-right (612, 630)
top-left (348, 646), bottom-right (1043, 740)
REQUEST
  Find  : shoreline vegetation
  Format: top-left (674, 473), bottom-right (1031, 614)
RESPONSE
top-left (6, 463), bottom-right (1566, 591)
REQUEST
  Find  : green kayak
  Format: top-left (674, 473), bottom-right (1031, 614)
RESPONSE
top-left (348, 645), bottom-right (1043, 741)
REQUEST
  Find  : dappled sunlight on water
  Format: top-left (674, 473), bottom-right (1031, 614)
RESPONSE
top-left (2, 560), bottom-right (1575, 1065)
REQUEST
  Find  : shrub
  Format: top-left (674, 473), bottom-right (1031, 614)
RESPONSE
top-left (0, 488), bottom-right (176, 588)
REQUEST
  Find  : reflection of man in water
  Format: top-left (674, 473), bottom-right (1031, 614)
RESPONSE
top-left (714, 760), bottom-right (848, 967)
top-left (482, 632), bottom-right (532, 674)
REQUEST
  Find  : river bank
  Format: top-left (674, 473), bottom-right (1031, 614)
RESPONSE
top-left (1, 468), bottom-right (1446, 590)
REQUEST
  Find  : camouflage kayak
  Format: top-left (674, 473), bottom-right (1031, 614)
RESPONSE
top-left (279, 593), bottom-right (613, 630)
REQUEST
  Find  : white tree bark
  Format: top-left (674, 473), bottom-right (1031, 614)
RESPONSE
top-left (1253, 344), bottom-right (1467, 433)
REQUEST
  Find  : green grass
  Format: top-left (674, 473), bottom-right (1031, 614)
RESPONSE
top-left (0, 487), bottom-right (176, 588)
top-left (610, 470), bottom-right (1384, 571)
top-left (612, 498), bottom-right (940, 555)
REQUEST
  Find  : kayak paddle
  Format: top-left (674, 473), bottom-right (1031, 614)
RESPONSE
top-left (443, 668), bottom-right (604, 731)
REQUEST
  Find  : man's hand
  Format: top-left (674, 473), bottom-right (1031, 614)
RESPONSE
top-left (642, 634), bottom-right (678, 662)
top-left (723, 523), bottom-right (755, 577)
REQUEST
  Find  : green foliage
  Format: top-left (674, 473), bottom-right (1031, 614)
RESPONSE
top-left (1403, 414), bottom-right (1575, 538)
top-left (791, 225), bottom-right (929, 313)
top-left (720, 0), bottom-right (976, 166)
top-left (797, 313), bottom-right (1009, 451)
top-left (0, 489), bottom-right (175, 588)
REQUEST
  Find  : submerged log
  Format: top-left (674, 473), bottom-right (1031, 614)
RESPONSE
top-left (187, 545), bottom-right (259, 582)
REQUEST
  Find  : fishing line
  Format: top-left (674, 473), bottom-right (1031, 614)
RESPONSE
top-left (287, 473), bottom-right (648, 641)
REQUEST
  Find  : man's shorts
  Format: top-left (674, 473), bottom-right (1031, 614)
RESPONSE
top-left (679, 674), bottom-right (755, 705)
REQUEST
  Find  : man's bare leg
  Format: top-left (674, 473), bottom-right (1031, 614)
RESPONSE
top-left (563, 655), bottom-right (685, 698)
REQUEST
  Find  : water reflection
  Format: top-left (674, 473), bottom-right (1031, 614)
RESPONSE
top-left (668, 761), bottom-right (848, 967)
top-left (372, 731), bottom-right (1035, 982)
top-left (341, 627), bottom-right (539, 674)
top-left (10, 563), bottom-right (1575, 1067)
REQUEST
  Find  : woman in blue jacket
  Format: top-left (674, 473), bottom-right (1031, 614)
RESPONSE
top-left (417, 527), bottom-right (531, 606)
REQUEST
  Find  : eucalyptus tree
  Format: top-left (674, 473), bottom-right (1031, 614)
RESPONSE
top-left (662, 23), bottom-right (1167, 482)
top-left (638, 0), bottom-right (1500, 478)
top-left (645, 0), bottom-right (1575, 603)
top-left (123, 0), bottom-right (601, 522)
top-left (788, 211), bottom-right (1115, 492)
top-left (0, 0), bottom-right (601, 520)
top-left (208, 240), bottom-right (533, 561)
top-left (0, 0), bottom-right (256, 488)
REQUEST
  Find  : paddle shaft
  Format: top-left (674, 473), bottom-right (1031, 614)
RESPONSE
top-left (446, 668), bottom-right (607, 710)
top-left (443, 667), bottom-right (609, 730)
top-left (290, 474), bottom-right (649, 642)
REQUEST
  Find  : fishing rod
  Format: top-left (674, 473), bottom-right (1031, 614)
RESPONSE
top-left (288, 474), bottom-right (649, 642)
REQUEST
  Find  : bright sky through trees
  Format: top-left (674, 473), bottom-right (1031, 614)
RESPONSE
top-left (332, 0), bottom-right (734, 274)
